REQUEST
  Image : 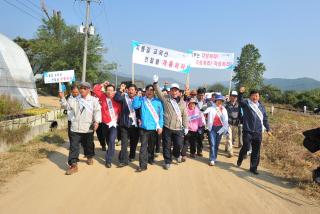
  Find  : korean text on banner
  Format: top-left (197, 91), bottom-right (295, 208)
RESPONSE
top-left (132, 41), bottom-right (191, 74)
top-left (190, 50), bottom-right (234, 70)
top-left (44, 70), bottom-right (75, 84)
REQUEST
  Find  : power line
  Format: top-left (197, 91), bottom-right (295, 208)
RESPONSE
top-left (25, 0), bottom-right (42, 10)
top-left (3, 0), bottom-right (42, 22)
top-left (15, 0), bottom-right (43, 17)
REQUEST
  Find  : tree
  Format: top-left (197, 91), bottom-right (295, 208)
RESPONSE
top-left (14, 13), bottom-right (116, 85)
top-left (260, 84), bottom-right (282, 103)
top-left (283, 90), bottom-right (298, 105)
top-left (207, 83), bottom-right (228, 95)
top-left (232, 44), bottom-right (266, 92)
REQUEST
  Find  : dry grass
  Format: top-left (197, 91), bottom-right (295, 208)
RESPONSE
top-left (0, 125), bottom-right (31, 145)
top-left (0, 129), bottom-right (67, 185)
top-left (261, 109), bottom-right (320, 200)
top-left (0, 95), bottom-right (23, 120)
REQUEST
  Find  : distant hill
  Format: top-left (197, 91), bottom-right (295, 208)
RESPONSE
top-left (110, 73), bottom-right (320, 91)
top-left (110, 72), bottom-right (193, 88)
top-left (263, 78), bottom-right (320, 91)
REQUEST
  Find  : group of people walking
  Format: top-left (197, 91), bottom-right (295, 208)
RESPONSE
top-left (59, 75), bottom-right (271, 175)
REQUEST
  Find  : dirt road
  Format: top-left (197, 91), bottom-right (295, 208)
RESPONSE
top-left (0, 140), bottom-right (319, 214)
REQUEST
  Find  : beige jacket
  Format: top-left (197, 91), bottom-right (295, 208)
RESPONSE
top-left (154, 83), bottom-right (188, 130)
top-left (60, 94), bottom-right (101, 133)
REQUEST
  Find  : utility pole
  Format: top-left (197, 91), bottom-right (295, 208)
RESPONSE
top-left (80, 0), bottom-right (101, 82)
top-left (81, 0), bottom-right (91, 82)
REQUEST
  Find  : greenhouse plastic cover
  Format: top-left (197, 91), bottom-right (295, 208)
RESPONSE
top-left (0, 33), bottom-right (39, 108)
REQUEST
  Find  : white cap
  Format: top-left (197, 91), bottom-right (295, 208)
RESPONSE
top-left (170, 83), bottom-right (180, 90)
top-left (205, 93), bottom-right (212, 99)
top-left (231, 91), bottom-right (238, 96)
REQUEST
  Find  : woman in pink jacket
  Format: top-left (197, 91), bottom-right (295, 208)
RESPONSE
top-left (181, 98), bottom-right (205, 161)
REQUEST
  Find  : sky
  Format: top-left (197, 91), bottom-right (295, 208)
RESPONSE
top-left (1, 0), bottom-right (320, 86)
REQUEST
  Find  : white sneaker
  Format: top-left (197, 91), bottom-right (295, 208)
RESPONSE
top-left (209, 161), bottom-right (215, 166)
top-left (176, 156), bottom-right (182, 163)
top-left (164, 164), bottom-right (171, 170)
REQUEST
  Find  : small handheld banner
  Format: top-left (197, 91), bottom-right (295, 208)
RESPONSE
top-left (132, 41), bottom-right (191, 74)
top-left (189, 50), bottom-right (234, 70)
top-left (44, 70), bottom-right (75, 84)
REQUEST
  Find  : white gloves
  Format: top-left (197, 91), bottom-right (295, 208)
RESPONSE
top-left (153, 74), bottom-right (159, 83)
top-left (184, 128), bottom-right (189, 135)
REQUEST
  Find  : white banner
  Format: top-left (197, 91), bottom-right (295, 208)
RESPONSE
top-left (190, 50), bottom-right (234, 70)
top-left (43, 70), bottom-right (75, 84)
top-left (132, 41), bottom-right (191, 73)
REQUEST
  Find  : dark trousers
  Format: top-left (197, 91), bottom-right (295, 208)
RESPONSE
top-left (119, 126), bottom-right (139, 164)
top-left (117, 126), bottom-right (121, 141)
top-left (96, 123), bottom-right (107, 148)
top-left (162, 127), bottom-right (184, 164)
top-left (238, 131), bottom-right (262, 171)
top-left (139, 129), bottom-right (157, 169)
top-left (182, 131), bottom-right (199, 156)
top-left (155, 134), bottom-right (161, 153)
top-left (197, 127), bottom-right (204, 154)
top-left (67, 121), bottom-right (71, 140)
top-left (104, 125), bottom-right (117, 164)
top-left (68, 131), bottom-right (95, 165)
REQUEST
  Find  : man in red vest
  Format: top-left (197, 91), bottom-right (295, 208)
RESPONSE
top-left (93, 81), bottom-right (121, 168)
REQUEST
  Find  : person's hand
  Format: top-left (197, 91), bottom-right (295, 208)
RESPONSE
top-left (153, 75), bottom-right (159, 83)
top-left (93, 122), bottom-right (99, 131)
top-left (185, 86), bottom-right (190, 96)
top-left (120, 83), bottom-right (126, 92)
top-left (157, 128), bottom-right (163, 135)
top-left (58, 92), bottom-right (64, 99)
top-left (239, 87), bottom-right (245, 93)
top-left (267, 131), bottom-right (272, 137)
top-left (184, 128), bottom-right (189, 135)
top-left (103, 81), bottom-right (110, 86)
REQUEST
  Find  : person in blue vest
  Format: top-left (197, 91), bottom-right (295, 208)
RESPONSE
top-left (237, 87), bottom-right (272, 175)
top-left (114, 83), bottom-right (140, 167)
top-left (132, 84), bottom-right (164, 172)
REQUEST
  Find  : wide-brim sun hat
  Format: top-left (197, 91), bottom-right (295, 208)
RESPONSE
top-left (215, 94), bottom-right (225, 101)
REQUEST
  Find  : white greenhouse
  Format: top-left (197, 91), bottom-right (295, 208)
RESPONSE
top-left (0, 33), bottom-right (39, 108)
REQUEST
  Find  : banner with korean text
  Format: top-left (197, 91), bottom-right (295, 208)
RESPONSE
top-left (132, 41), bottom-right (191, 74)
top-left (189, 50), bottom-right (234, 70)
top-left (43, 70), bottom-right (75, 84)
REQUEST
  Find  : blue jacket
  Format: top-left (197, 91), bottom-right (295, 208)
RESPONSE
top-left (132, 96), bottom-right (164, 131)
top-left (114, 91), bottom-right (138, 128)
top-left (238, 92), bottom-right (270, 133)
